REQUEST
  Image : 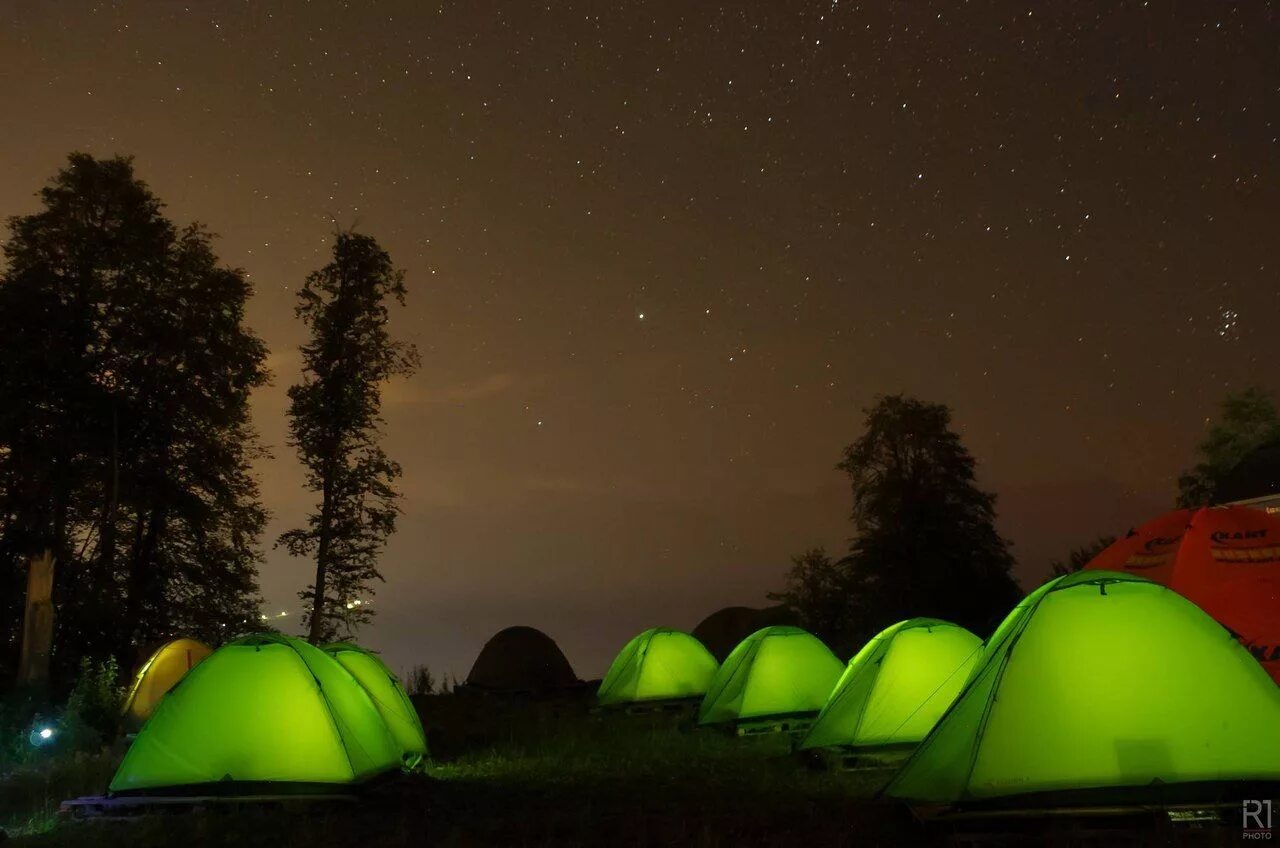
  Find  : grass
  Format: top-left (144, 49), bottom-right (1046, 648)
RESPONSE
top-left (1, 690), bottom-right (922, 847)
top-left (0, 749), bottom-right (119, 837)
top-left (0, 690), bottom-right (1247, 846)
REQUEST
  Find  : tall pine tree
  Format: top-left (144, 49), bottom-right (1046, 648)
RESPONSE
top-left (279, 232), bottom-right (418, 643)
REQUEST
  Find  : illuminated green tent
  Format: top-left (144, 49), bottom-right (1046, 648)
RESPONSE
top-left (110, 634), bottom-right (401, 794)
top-left (697, 626), bottom-right (843, 729)
top-left (322, 642), bottom-right (427, 768)
top-left (800, 618), bottom-right (980, 753)
top-left (597, 628), bottom-right (718, 707)
top-left (885, 571), bottom-right (1280, 806)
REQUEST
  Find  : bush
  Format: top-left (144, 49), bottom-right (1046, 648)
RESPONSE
top-left (405, 664), bottom-right (436, 697)
top-left (60, 657), bottom-right (124, 751)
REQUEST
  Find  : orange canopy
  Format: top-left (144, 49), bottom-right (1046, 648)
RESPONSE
top-left (1085, 505), bottom-right (1280, 683)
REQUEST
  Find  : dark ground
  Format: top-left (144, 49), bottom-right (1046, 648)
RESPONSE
top-left (0, 689), bottom-right (1263, 846)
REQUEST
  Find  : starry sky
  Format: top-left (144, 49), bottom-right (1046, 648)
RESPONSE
top-left (1, 0), bottom-right (1277, 680)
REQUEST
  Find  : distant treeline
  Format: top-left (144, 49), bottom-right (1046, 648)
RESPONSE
top-left (771, 389), bottom-right (1280, 657)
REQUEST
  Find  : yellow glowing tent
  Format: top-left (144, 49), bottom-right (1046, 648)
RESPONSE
top-left (122, 638), bottom-right (213, 727)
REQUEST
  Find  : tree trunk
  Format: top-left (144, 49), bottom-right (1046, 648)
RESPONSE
top-left (121, 506), bottom-right (163, 660)
top-left (98, 400), bottom-right (120, 577)
top-left (307, 465), bottom-right (336, 644)
top-left (17, 549), bottom-right (56, 689)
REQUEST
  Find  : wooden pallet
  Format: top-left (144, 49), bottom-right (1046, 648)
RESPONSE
top-left (592, 698), bottom-right (699, 718)
top-left (817, 750), bottom-right (910, 773)
top-left (734, 716), bottom-right (815, 737)
top-left (918, 799), bottom-right (1245, 846)
top-left (60, 792), bottom-right (357, 821)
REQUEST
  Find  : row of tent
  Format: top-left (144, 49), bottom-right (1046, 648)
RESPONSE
top-left (458, 609), bottom-right (799, 695)
top-left (478, 503), bottom-right (1280, 696)
top-left (107, 503), bottom-right (1280, 806)
top-left (110, 635), bottom-right (427, 794)
top-left (595, 569), bottom-right (1280, 806)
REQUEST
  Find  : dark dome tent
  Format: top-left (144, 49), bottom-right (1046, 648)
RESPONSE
top-left (691, 605), bottom-right (797, 662)
top-left (465, 626), bottom-right (579, 693)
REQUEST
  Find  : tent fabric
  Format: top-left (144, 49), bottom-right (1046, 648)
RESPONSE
top-left (1083, 505), bottom-right (1280, 682)
top-left (322, 642), bottom-right (427, 768)
top-left (800, 618), bottom-right (980, 752)
top-left (597, 628), bottom-right (718, 706)
top-left (884, 571), bottom-right (1280, 805)
top-left (121, 638), bottom-right (212, 726)
top-left (691, 605), bottom-right (798, 662)
top-left (465, 626), bottom-right (579, 693)
top-left (110, 633), bottom-right (402, 794)
top-left (697, 626), bottom-right (843, 726)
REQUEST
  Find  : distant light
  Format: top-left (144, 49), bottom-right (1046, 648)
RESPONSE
top-left (638, 312), bottom-right (645, 320)
top-left (29, 726), bottom-right (55, 746)
top-left (40, 727), bottom-right (53, 740)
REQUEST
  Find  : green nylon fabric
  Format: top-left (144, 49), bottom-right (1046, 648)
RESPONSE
top-left (697, 626), bottom-right (843, 726)
top-left (110, 634), bottom-right (401, 793)
top-left (886, 571), bottom-right (1280, 803)
top-left (322, 642), bottom-right (428, 768)
top-left (800, 618), bottom-right (980, 751)
top-left (597, 628), bottom-right (719, 706)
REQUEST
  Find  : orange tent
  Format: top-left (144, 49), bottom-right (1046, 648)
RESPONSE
top-left (122, 637), bottom-right (213, 726)
top-left (1084, 505), bottom-right (1280, 683)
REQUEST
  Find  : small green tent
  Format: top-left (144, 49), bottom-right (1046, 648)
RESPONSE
top-left (698, 626), bottom-right (843, 729)
top-left (110, 634), bottom-right (401, 794)
top-left (322, 642), bottom-right (427, 768)
top-left (597, 628), bottom-right (718, 707)
top-left (692, 605), bottom-right (798, 662)
top-left (800, 618), bottom-right (980, 753)
top-left (885, 571), bottom-right (1280, 806)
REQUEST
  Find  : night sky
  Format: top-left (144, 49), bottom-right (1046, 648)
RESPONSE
top-left (2, 1), bottom-right (1277, 680)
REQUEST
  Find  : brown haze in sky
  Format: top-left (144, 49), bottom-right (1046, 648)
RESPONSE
top-left (3, 1), bottom-right (1275, 679)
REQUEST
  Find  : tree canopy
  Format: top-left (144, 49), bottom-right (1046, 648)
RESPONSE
top-left (1177, 387), bottom-right (1280, 507)
top-left (1045, 535), bottom-right (1116, 583)
top-left (278, 231), bottom-right (419, 643)
top-left (0, 154), bottom-right (269, 681)
top-left (777, 395), bottom-right (1023, 650)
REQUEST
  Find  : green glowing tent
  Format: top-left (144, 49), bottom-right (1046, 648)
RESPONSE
top-left (597, 627), bottom-right (718, 707)
top-left (322, 642), bottom-right (427, 768)
top-left (110, 634), bottom-right (402, 794)
top-left (885, 571), bottom-right (1280, 807)
top-left (800, 618), bottom-right (980, 754)
top-left (697, 626), bottom-right (843, 729)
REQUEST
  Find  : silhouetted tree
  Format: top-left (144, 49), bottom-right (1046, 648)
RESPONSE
top-left (1177, 387), bottom-right (1280, 507)
top-left (279, 232), bottom-right (418, 643)
top-left (769, 548), bottom-right (862, 656)
top-left (0, 154), bottom-right (269, 678)
top-left (1045, 535), bottom-right (1116, 583)
top-left (834, 395), bottom-right (1022, 642)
